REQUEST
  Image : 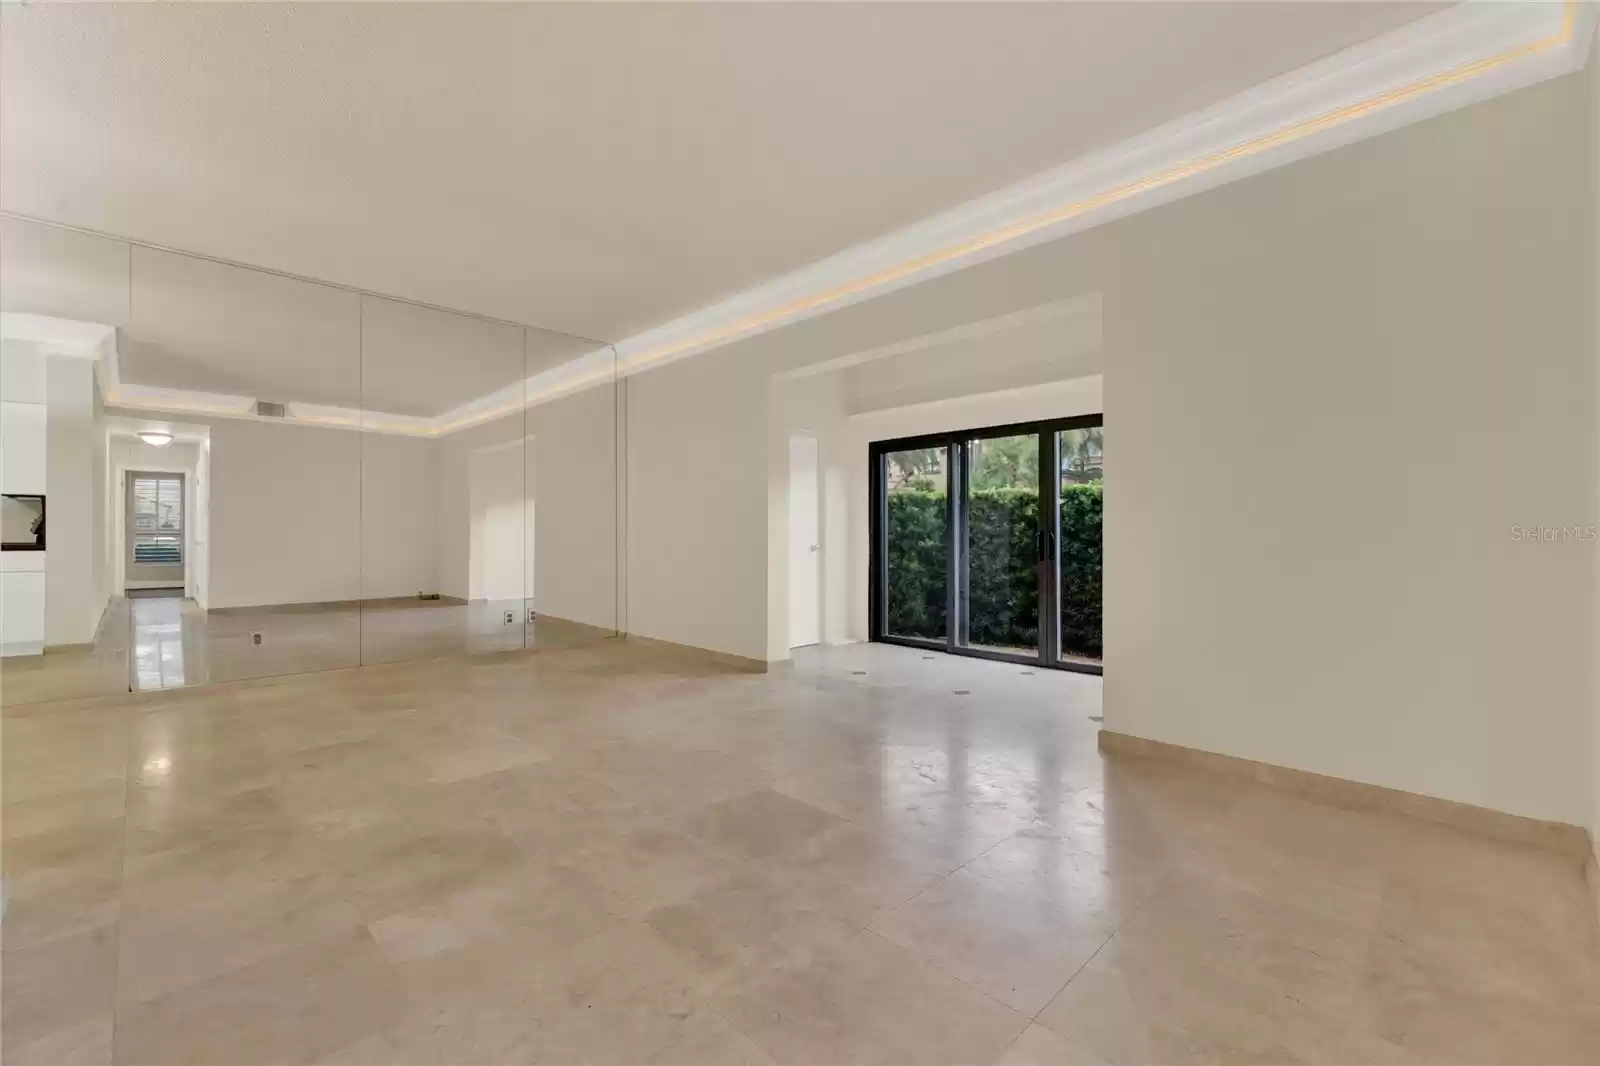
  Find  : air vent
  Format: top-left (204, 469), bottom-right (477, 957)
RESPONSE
top-left (255, 401), bottom-right (286, 418)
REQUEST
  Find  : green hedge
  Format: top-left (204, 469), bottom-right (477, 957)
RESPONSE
top-left (886, 483), bottom-right (1101, 657)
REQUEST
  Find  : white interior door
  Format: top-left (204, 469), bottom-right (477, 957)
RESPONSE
top-left (789, 434), bottom-right (821, 648)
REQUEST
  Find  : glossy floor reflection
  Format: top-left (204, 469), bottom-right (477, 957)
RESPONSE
top-left (129, 597), bottom-right (202, 690)
top-left (0, 596), bottom-right (613, 705)
top-left (2, 642), bottom-right (1597, 1065)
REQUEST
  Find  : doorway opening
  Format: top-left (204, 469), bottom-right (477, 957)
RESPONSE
top-left (124, 470), bottom-right (185, 593)
top-left (789, 434), bottom-right (821, 648)
top-left (868, 415), bottom-right (1102, 674)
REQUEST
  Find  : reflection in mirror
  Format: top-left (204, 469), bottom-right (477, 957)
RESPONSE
top-left (432, 336), bottom-right (527, 659)
top-left (1, 326), bottom-right (130, 703)
top-left (360, 296), bottom-right (526, 663)
top-left (194, 416), bottom-right (364, 685)
top-left (122, 247), bottom-right (368, 685)
top-left (0, 214), bottom-right (627, 707)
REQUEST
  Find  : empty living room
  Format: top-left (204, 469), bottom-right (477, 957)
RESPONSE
top-left (2, 3), bottom-right (1599, 1064)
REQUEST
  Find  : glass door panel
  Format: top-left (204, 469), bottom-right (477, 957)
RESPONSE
top-left (1058, 426), bottom-right (1103, 665)
top-left (960, 433), bottom-right (1040, 658)
top-left (883, 446), bottom-right (948, 642)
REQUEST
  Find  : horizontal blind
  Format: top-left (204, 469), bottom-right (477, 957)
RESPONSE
top-left (131, 476), bottom-right (183, 564)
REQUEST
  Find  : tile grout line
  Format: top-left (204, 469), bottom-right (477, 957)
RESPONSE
top-left (704, 998), bottom-right (792, 1066)
top-left (1024, 863), bottom-right (1186, 1025)
top-left (871, 822), bottom-right (1187, 1028)
top-left (859, 926), bottom-right (1034, 1039)
top-left (992, 1023), bottom-right (1038, 1065)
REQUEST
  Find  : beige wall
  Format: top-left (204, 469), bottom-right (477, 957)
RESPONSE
top-left (44, 354), bottom-right (100, 644)
top-left (529, 383), bottom-right (621, 630)
top-left (1099, 69), bottom-right (1595, 826)
top-left (1587, 31), bottom-right (1600, 842)
top-left (626, 347), bottom-right (770, 661)
top-left (646, 65), bottom-right (1597, 825)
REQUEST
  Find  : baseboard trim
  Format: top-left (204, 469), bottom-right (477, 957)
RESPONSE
top-left (364, 595), bottom-right (470, 609)
top-left (1098, 730), bottom-right (1589, 857)
top-left (208, 599), bottom-right (360, 616)
top-left (620, 632), bottom-right (769, 673)
top-left (1586, 837), bottom-right (1600, 931)
top-left (208, 596), bottom-right (470, 616)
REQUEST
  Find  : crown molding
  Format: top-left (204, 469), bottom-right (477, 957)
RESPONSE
top-left (773, 293), bottom-right (1101, 383)
top-left (106, 385), bottom-right (442, 438)
top-left (610, 0), bottom-right (1593, 379)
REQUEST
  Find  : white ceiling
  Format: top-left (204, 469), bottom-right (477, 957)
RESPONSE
top-left (2, 0), bottom-right (1441, 350)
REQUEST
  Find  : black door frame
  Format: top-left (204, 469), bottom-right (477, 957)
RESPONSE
top-left (868, 414), bottom-right (1103, 676)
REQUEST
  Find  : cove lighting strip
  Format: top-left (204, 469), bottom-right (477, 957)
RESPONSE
top-left (613, 0), bottom-right (1585, 379)
top-left (80, 0), bottom-right (1594, 434)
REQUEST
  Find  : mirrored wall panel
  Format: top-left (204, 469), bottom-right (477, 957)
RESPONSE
top-left (0, 213), bottom-right (627, 707)
top-left (136, 247), bottom-right (366, 686)
top-left (360, 296), bottom-right (528, 665)
top-left (2, 330), bottom-right (133, 703)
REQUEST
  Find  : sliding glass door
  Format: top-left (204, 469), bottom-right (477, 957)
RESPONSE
top-left (1057, 425), bottom-right (1103, 666)
top-left (870, 416), bottom-right (1102, 674)
top-left (882, 445), bottom-right (950, 643)
top-left (960, 431), bottom-right (1040, 657)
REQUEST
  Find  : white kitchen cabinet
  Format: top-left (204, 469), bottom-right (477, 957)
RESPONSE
top-left (1, 557), bottom-right (46, 656)
top-left (1, 400), bottom-right (47, 495)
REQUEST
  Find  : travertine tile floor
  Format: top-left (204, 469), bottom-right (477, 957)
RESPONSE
top-left (3, 641), bottom-right (1597, 1065)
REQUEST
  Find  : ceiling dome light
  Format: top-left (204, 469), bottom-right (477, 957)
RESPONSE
top-left (138, 432), bottom-right (174, 447)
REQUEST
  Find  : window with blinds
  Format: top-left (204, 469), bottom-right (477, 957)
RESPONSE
top-left (132, 476), bottom-right (183, 565)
